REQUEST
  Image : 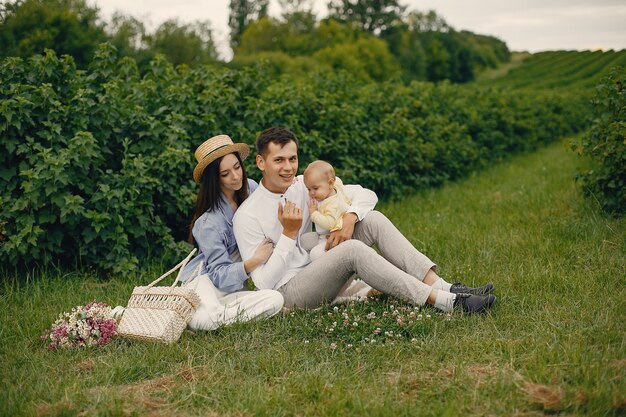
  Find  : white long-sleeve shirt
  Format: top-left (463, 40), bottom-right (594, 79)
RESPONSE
top-left (233, 175), bottom-right (378, 290)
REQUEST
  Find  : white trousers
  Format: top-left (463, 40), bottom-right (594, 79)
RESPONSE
top-left (186, 274), bottom-right (284, 331)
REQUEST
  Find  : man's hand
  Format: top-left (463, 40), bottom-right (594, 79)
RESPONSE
top-left (307, 198), bottom-right (318, 213)
top-left (278, 201), bottom-right (302, 240)
top-left (325, 212), bottom-right (357, 250)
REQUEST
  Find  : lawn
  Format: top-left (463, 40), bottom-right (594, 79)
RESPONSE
top-left (1, 140), bottom-right (624, 417)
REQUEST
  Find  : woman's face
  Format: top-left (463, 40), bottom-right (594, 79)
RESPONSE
top-left (218, 153), bottom-right (244, 194)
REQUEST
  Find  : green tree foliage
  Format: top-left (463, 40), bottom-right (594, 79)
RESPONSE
top-left (0, 0), bottom-right (107, 67)
top-left (0, 46), bottom-right (588, 272)
top-left (312, 36), bottom-right (400, 82)
top-left (235, 17), bottom-right (399, 82)
top-left (146, 19), bottom-right (218, 67)
top-left (229, 0), bottom-right (269, 50)
top-left (574, 67), bottom-right (626, 215)
top-left (235, 6), bottom-right (509, 83)
top-left (327, 0), bottom-right (406, 34)
top-left (106, 12), bottom-right (152, 67)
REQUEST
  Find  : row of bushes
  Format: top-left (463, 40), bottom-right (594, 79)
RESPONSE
top-left (1, 44), bottom-right (589, 273)
top-left (573, 67), bottom-right (625, 215)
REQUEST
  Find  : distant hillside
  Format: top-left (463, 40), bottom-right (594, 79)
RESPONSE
top-left (476, 50), bottom-right (626, 89)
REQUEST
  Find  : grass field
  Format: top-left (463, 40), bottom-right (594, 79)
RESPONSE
top-left (1, 140), bottom-right (624, 417)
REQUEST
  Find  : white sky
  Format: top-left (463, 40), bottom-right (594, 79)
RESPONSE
top-left (94, 0), bottom-right (626, 60)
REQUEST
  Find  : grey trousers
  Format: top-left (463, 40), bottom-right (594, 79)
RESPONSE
top-left (279, 211), bottom-right (437, 308)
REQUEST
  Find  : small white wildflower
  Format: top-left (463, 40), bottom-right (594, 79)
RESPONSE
top-left (352, 322), bottom-right (358, 327)
top-left (333, 306), bottom-right (339, 312)
top-left (347, 344), bottom-right (353, 348)
top-left (330, 342), bottom-right (337, 350)
top-left (426, 314), bottom-right (431, 320)
top-left (304, 340), bottom-right (309, 344)
top-left (411, 338), bottom-right (417, 343)
top-left (417, 314), bottom-right (423, 320)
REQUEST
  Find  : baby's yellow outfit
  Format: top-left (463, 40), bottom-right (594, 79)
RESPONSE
top-left (310, 177), bottom-right (352, 233)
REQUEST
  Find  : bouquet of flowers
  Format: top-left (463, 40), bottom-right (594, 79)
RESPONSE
top-left (41, 301), bottom-right (118, 349)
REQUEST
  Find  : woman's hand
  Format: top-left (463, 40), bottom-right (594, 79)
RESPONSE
top-left (253, 238), bottom-right (274, 264)
top-left (244, 238), bottom-right (274, 273)
top-left (307, 198), bottom-right (318, 213)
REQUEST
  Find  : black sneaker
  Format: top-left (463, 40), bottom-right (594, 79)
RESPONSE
top-left (453, 293), bottom-right (496, 314)
top-left (450, 282), bottom-right (494, 296)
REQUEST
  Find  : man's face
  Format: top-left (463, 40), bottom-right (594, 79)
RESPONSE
top-left (256, 141), bottom-right (298, 194)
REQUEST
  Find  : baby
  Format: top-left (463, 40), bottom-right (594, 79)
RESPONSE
top-left (303, 160), bottom-right (378, 303)
top-left (303, 160), bottom-right (352, 260)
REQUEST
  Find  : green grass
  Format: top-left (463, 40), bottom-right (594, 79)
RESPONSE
top-left (1, 140), bottom-right (625, 417)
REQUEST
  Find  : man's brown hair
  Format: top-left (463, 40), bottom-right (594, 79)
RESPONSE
top-left (256, 127), bottom-right (299, 157)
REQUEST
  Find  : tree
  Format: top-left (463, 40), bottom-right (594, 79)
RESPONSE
top-left (228, 0), bottom-right (269, 50)
top-left (0, 0), bottom-right (107, 67)
top-left (146, 19), bottom-right (218, 67)
top-left (313, 36), bottom-right (400, 82)
top-left (381, 23), bottom-right (427, 81)
top-left (327, 0), bottom-right (406, 34)
top-left (407, 10), bottom-right (450, 33)
top-left (107, 12), bottom-right (152, 66)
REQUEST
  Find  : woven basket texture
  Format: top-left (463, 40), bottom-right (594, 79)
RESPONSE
top-left (118, 287), bottom-right (201, 344)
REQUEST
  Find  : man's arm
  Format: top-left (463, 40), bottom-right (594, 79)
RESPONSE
top-left (233, 201), bottom-right (302, 290)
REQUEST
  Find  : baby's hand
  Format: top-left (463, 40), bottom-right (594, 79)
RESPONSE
top-left (307, 198), bottom-right (318, 213)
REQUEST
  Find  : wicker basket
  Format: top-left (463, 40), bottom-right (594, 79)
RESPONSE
top-left (117, 249), bottom-right (201, 344)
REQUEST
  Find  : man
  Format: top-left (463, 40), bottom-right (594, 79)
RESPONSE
top-left (233, 127), bottom-right (496, 312)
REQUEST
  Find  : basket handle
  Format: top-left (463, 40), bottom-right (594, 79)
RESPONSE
top-left (144, 248), bottom-right (197, 289)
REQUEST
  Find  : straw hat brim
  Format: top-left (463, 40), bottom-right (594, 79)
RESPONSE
top-left (193, 143), bottom-right (250, 183)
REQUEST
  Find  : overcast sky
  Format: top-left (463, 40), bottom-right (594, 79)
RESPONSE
top-left (94, 0), bottom-right (626, 60)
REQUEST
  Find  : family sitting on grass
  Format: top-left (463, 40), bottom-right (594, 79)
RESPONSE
top-left (178, 127), bottom-right (496, 331)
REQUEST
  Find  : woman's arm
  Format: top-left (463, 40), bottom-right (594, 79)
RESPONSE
top-left (193, 216), bottom-right (248, 292)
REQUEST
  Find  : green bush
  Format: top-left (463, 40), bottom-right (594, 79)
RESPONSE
top-left (0, 44), bottom-right (589, 273)
top-left (574, 66), bottom-right (626, 215)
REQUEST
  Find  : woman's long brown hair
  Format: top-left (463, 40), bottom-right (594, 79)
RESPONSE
top-left (188, 152), bottom-right (249, 244)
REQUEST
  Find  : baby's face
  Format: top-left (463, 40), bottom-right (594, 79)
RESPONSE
top-left (304, 170), bottom-right (334, 202)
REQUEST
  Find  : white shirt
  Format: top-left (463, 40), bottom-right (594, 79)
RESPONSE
top-left (233, 175), bottom-right (378, 290)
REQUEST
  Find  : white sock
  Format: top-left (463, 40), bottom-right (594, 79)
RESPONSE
top-left (431, 278), bottom-right (452, 292)
top-left (434, 291), bottom-right (456, 312)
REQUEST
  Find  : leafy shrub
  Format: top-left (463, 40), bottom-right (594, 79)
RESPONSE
top-left (0, 44), bottom-right (589, 273)
top-left (574, 67), bottom-right (626, 215)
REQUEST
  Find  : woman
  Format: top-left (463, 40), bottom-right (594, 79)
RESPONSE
top-left (180, 134), bottom-right (284, 331)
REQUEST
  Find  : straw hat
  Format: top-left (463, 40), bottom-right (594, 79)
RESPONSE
top-left (193, 135), bottom-right (250, 183)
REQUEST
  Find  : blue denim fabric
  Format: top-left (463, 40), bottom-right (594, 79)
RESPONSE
top-left (179, 179), bottom-right (258, 292)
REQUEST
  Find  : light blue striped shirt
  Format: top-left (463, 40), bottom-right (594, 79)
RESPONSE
top-left (179, 179), bottom-right (258, 292)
